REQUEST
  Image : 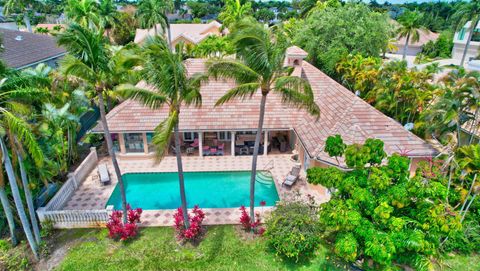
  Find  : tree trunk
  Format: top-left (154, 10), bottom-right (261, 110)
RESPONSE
top-left (460, 19), bottom-right (478, 67)
top-left (17, 151), bottom-right (41, 244)
top-left (23, 12), bottom-right (32, 33)
top-left (98, 91), bottom-right (128, 224)
top-left (0, 187), bottom-right (17, 245)
top-left (174, 123), bottom-right (190, 229)
top-left (167, 24), bottom-right (173, 50)
top-left (402, 32), bottom-right (410, 60)
top-left (461, 193), bottom-right (477, 223)
top-left (0, 139), bottom-right (38, 260)
top-left (249, 94), bottom-right (268, 225)
top-left (460, 174), bottom-right (476, 213)
top-left (468, 107), bottom-right (479, 145)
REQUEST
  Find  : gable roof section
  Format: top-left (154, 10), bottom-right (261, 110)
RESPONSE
top-left (134, 21), bottom-right (223, 45)
top-left (0, 28), bottom-right (66, 69)
top-left (93, 57), bottom-right (437, 160)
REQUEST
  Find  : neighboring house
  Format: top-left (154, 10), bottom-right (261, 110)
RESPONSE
top-left (134, 20), bottom-right (224, 47)
top-left (452, 21), bottom-right (480, 62)
top-left (392, 31), bottom-right (439, 56)
top-left (0, 28), bottom-right (66, 70)
top-left (92, 46), bottom-right (436, 173)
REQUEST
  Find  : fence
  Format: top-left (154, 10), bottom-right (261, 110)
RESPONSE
top-left (37, 147), bottom-right (113, 228)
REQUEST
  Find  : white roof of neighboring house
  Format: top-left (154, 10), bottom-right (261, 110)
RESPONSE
top-left (394, 30), bottom-right (439, 47)
top-left (134, 20), bottom-right (223, 44)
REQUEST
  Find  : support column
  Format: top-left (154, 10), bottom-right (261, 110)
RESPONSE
top-left (263, 131), bottom-right (268, 156)
top-left (142, 133), bottom-right (148, 154)
top-left (199, 132), bottom-right (203, 157)
top-left (231, 131), bottom-right (235, 156)
top-left (118, 133), bottom-right (126, 154)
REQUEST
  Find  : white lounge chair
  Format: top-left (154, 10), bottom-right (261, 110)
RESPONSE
top-left (98, 164), bottom-right (111, 185)
top-left (282, 165), bottom-right (301, 187)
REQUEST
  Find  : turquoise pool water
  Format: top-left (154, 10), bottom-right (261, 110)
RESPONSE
top-left (106, 171), bottom-right (279, 210)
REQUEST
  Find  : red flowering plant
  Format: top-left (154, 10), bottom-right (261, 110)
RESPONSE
top-left (173, 205), bottom-right (206, 242)
top-left (239, 205), bottom-right (264, 235)
top-left (106, 204), bottom-right (143, 241)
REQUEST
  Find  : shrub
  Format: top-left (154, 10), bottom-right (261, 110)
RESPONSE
top-left (40, 219), bottom-right (55, 238)
top-left (106, 205), bottom-right (143, 241)
top-left (264, 197), bottom-right (320, 261)
top-left (173, 205), bottom-right (206, 242)
top-left (238, 206), bottom-right (264, 234)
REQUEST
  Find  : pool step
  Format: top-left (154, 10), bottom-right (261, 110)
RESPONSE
top-left (255, 171), bottom-right (273, 185)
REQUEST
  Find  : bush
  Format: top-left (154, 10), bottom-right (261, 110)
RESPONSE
top-left (106, 205), bottom-right (143, 241)
top-left (238, 206), bottom-right (264, 234)
top-left (173, 205), bottom-right (206, 242)
top-left (264, 196), bottom-right (320, 261)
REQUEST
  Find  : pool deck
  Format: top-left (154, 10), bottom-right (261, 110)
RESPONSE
top-left (62, 154), bottom-right (330, 226)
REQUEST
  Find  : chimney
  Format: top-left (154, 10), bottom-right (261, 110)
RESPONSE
top-left (286, 46), bottom-right (308, 67)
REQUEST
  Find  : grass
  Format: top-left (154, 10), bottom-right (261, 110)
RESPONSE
top-left (435, 253), bottom-right (480, 271)
top-left (56, 226), bottom-right (345, 271)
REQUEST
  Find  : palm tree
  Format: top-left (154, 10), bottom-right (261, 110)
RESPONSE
top-left (452, 0), bottom-right (480, 66)
top-left (207, 19), bottom-right (320, 224)
top-left (456, 144), bottom-right (480, 222)
top-left (57, 24), bottom-right (133, 223)
top-left (98, 0), bottom-right (119, 41)
top-left (397, 10), bottom-right (428, 60)
top-left (0, 164), bottom-right (17, 246)
top-left (3, 0), bottom-right (41, 33)
top-left (1, 139), bottom-right (38, 259)
top-left (218, 0), bottom-right (253, 29)
top-left (65, 0), bottom-right (99, 29)
top-left (136, 0), bottom-right (173, 45)
top-left (119, 38), bottom-right (205, 229)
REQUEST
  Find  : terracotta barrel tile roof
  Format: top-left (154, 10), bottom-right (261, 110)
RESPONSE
top-left (93, 55), bottom-right (437, 160)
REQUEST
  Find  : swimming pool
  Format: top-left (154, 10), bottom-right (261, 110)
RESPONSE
top-left (106, 171), bottom-right (279, 210)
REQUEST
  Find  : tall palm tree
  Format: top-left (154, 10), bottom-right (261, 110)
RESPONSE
top-left (397, 10), bottom-right (428, 60)
top-left (0, 163), bottom-right (17, 246)
top-left (1, 139), bottom-right (38, 259)
top-left (0, 66), bottom-right (47, 249)
top-left (218, 0), bottom-right (253, 29)
top-left (452, 0), bottom-right (480, 66)
top-left (207, 19), bottom-right (320, 223)
top-left (65, 0), bottom-right (99, 29)
top-left (136, 0), bottom-right (173, 45)
top-left (98, 0), bottom-right (119, 41)
top-left (3, 0), bottom-right (41, 33)
top-left (57, 24), bottom-right (133, 223)
top-left (119, 38), bottom-right (205, 228)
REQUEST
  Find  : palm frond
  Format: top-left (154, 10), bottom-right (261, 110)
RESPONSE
top-left (207, 60), bottom-right (260, 85)
top-left (117, 84), bottom-right (168, 109)
top-left (274, 76), bottom-right (320, 119)
top-left (59, 55), bottom-right (97, 83)
top-left (215, 83), bottom-right (260, 106)
top-left (152, 111), bottom-right (177, 162)
top-left (1, 110), bottom-right (44, 166)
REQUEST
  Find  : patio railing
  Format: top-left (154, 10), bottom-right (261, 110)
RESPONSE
top-left (37, 147), bottom-right (114, 228)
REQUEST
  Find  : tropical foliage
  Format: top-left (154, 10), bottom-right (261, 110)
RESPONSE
top-left (307, 137), bottom-right (464, 270)
top-left (294, 3), bottom-right (390, 75)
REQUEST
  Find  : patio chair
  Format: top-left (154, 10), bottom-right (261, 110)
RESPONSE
top-left (186, 147), bottom-right (195, 155)
top-left (202, 145), bottom-right (210, 156)
top-left (210, 147), bottom-right (218, 155)
top-left (97, 164), bottom-right (111, 185)
top-left (217, 143), bottom-right (225, 156)
top-left (282, 165), bottom-right (301, 187)
top-left (190, 138), bottom-right (199, 148)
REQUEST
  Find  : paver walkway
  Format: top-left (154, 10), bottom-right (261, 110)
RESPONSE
top-left (62, 154), bottom-right (330, 226)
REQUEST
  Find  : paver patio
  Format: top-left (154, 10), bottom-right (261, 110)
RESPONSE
top-left (62, 154), bottom-right (330, 226)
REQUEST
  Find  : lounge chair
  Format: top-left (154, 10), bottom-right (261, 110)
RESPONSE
top-left (282, 165), bottom-right (301, 187)
top-left (97, 164), bottom-right (111, 185)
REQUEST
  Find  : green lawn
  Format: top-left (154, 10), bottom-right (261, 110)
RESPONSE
top-left (54, 225), bottom-right (480, 271)
top-left (56, 226), bottom-right (344, 271)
